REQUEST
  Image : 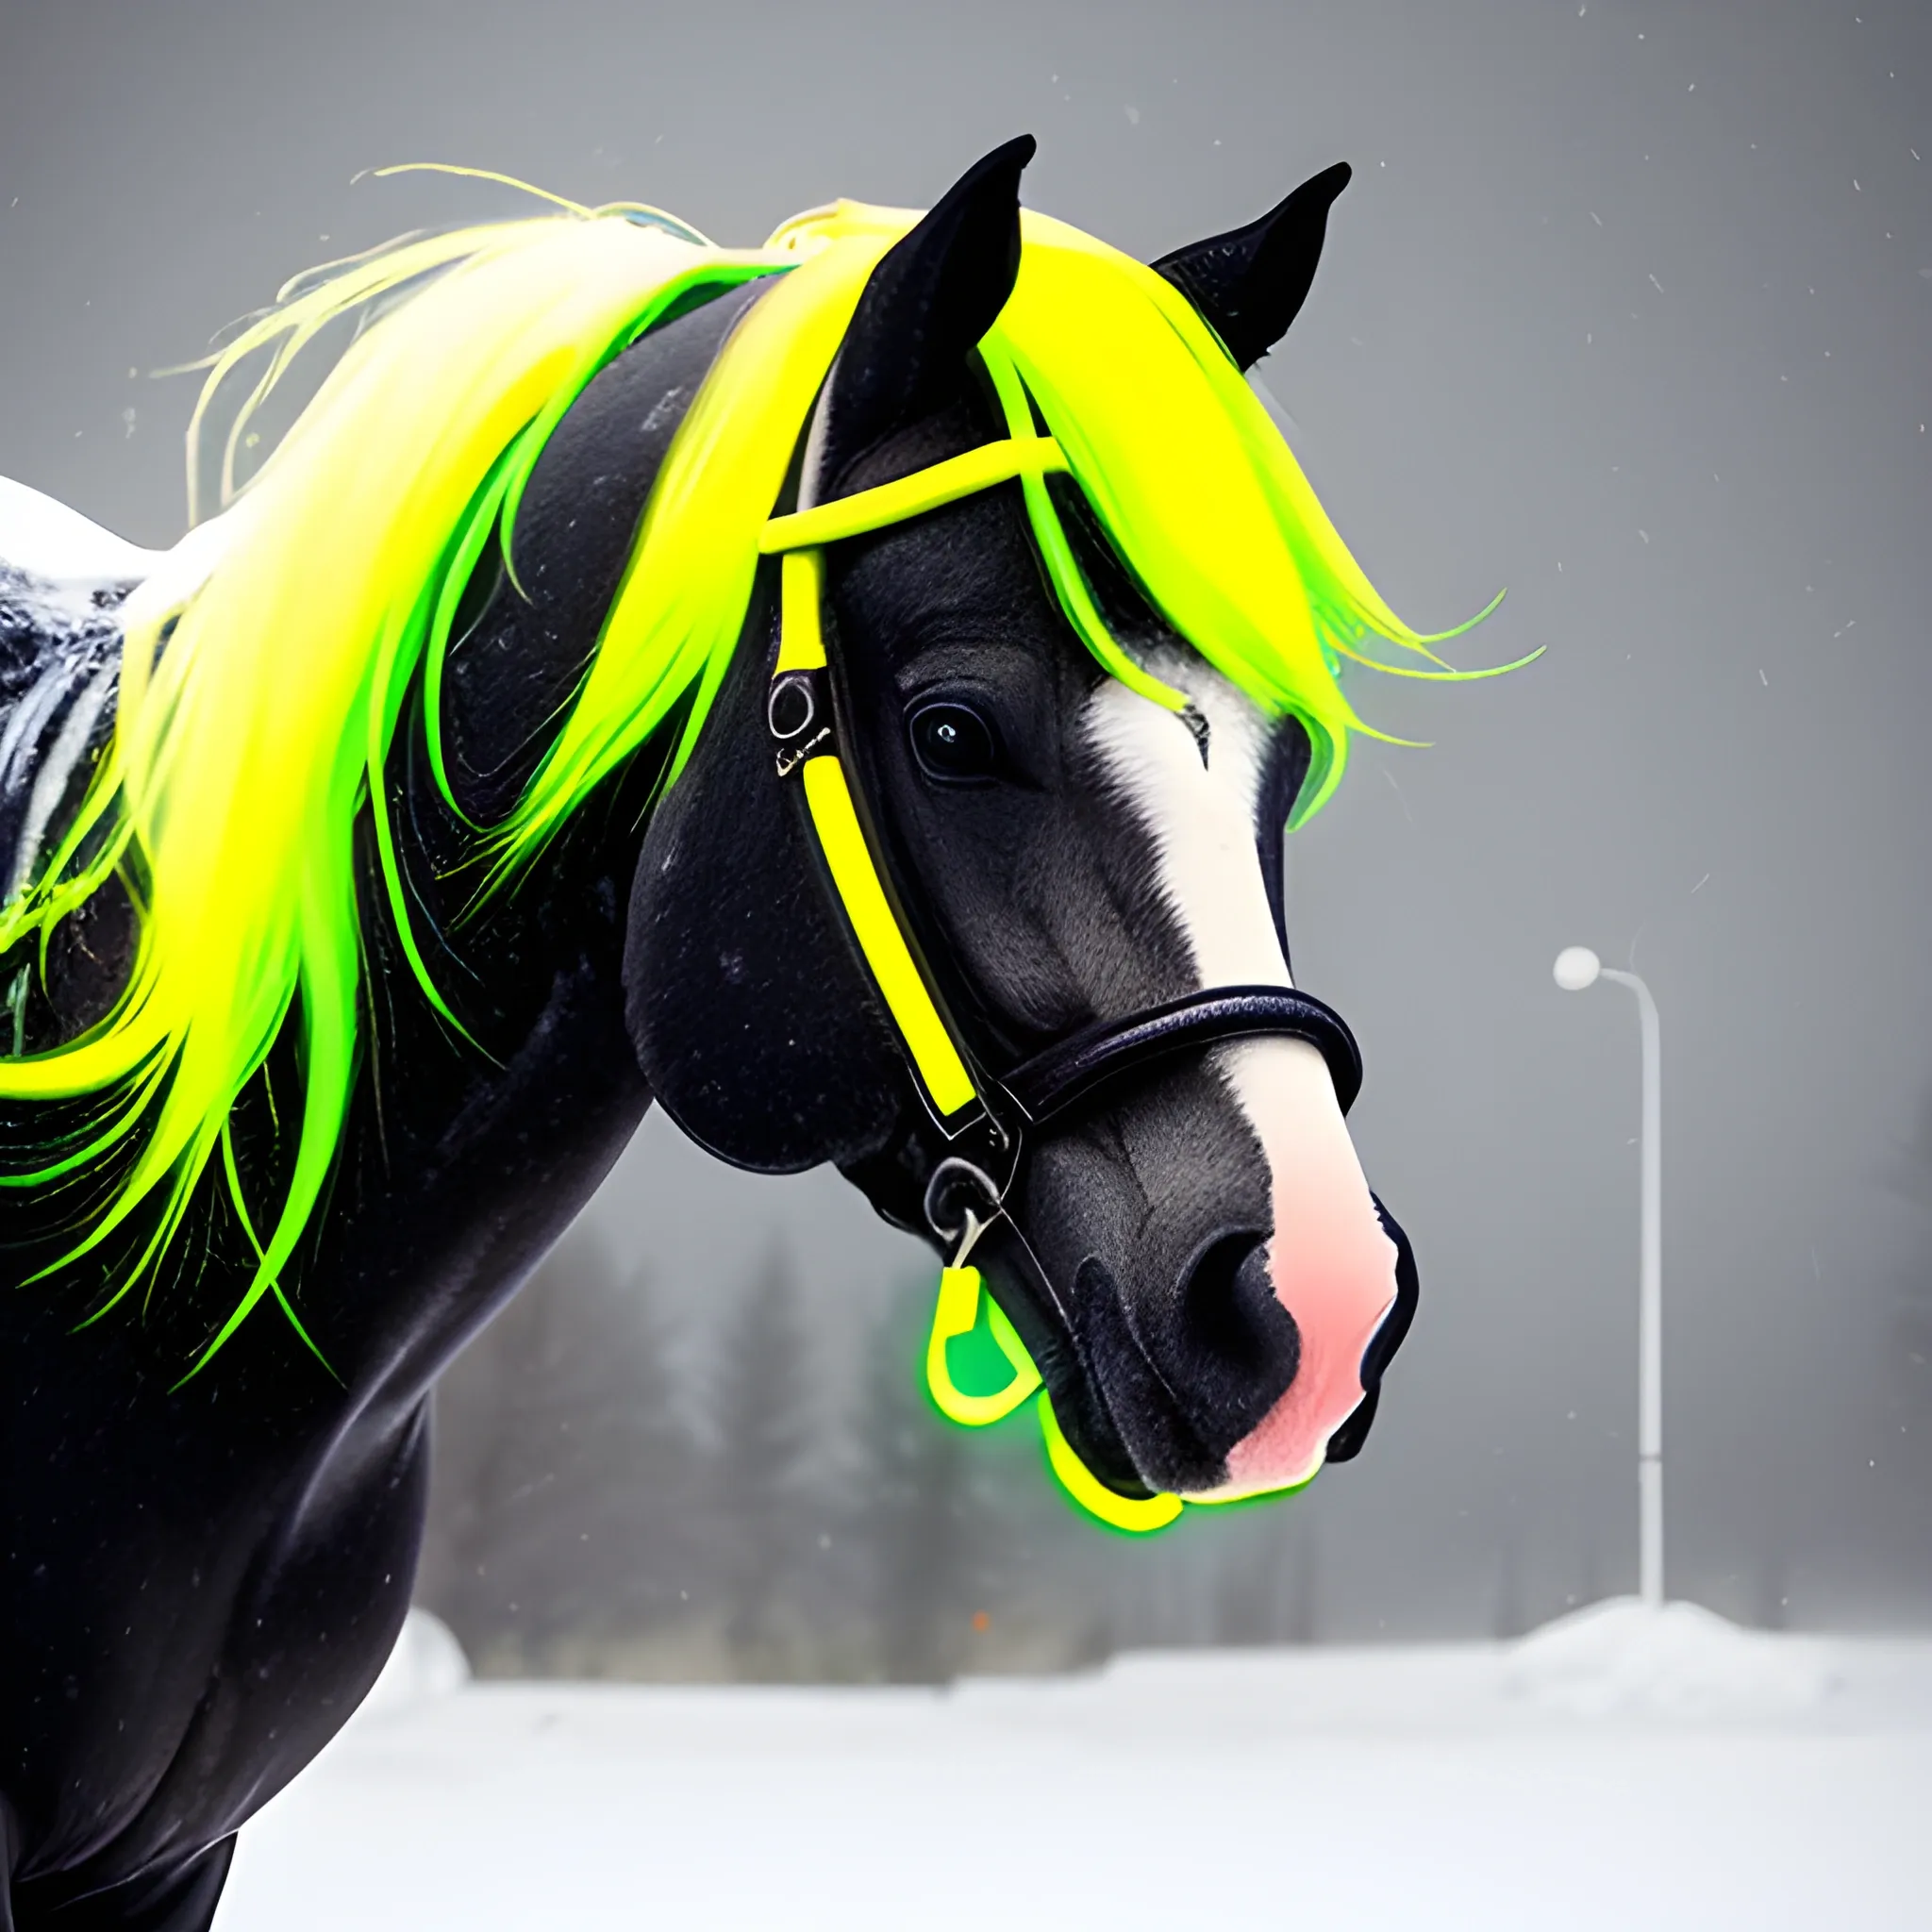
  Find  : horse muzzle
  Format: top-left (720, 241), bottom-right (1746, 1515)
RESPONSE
top-left (982, 1033), bottom-right (1418, 1505)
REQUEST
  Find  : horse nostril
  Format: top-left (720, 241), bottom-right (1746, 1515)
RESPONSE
top-left (1177, 1231), bottom-right (1299, 1436)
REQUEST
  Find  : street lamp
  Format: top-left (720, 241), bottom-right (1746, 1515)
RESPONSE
top-left (1554, 945), bottom-right (1663, 1610)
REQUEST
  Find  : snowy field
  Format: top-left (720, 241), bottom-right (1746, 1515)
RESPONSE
top-left (218, 1604), bottom-right (1932, 1932)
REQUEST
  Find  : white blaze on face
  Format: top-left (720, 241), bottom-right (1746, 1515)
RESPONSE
top-left (1084, 662), bottom-right (1400, 1499)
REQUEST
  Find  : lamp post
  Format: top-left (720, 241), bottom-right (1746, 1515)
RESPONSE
top-left (1554, 945), bottom-right (1663, 1610)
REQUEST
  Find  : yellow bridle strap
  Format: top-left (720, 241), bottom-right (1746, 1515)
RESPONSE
top-left (799, 754), bottom-right (978, 1118)
top-left (759, 437), bottom-right (1069, 556)
top-left (767, 439), bottom-right (1073, 1123)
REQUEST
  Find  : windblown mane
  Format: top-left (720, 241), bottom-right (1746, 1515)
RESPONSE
top-left (0, 178), bottom-right (1483, 1365)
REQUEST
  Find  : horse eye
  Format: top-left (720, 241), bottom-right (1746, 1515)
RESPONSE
top-left (908, 702), bottom-right (1001, 782)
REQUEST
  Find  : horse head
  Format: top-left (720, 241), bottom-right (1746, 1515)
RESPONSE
top-left (627, 139), bottom-right (1418, 1516)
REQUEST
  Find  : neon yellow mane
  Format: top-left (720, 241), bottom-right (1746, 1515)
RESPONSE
top-left (0, 183), bottom-right (1495, 1368)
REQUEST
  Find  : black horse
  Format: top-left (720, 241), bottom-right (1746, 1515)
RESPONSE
top-left (0, 140), bottom-right (1417, 1929)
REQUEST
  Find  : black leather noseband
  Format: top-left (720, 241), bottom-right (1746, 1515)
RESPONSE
top-left (999, 984), bottom-right (1361, 1129)
top-left (771, 611), bottom-right (1366, 1238)
top-left (915, 980), bottom-right (1361, 1262)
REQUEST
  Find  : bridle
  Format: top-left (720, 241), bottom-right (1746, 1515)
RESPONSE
top-left (758, 423), bottom-right (1363, 1527)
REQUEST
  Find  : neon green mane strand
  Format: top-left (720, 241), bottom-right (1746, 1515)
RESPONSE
top-left (0, 187), bottom-right (1504, 1367)
top-left (0, 212), bottom-right (793, 1369)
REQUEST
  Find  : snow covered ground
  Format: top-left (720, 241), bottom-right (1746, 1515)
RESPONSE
top-left (218, 1603), bottom-right (1932, 1931)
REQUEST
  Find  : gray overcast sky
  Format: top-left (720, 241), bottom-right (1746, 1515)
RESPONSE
top-left (3, 0), bottom-right (1927, 1632)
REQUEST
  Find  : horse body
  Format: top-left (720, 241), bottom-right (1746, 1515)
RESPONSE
top-left (0, 291), bottom-right (762, 1923)
top-left (0, 142), bottom-right (1445, 1927)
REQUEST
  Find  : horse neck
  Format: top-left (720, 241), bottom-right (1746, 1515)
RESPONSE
top-left (306, 286), bottom-right (778, 1400)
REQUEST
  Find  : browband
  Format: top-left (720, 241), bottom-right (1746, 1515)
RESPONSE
top-left (761, 437), bottom-right (1069, 556)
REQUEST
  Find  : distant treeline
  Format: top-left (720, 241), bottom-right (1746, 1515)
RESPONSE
top-left (414, 1226), bottom-right (1326, 1682)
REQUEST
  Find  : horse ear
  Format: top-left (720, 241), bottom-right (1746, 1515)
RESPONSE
top-left (811, 133), bottom-right (1035, 493)
top-left (1151, 161), bottom-right (1352, 371)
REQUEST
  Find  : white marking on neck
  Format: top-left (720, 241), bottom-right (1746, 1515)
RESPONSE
top-left (11, 659), bottom-right (116, 901)
top-left (0, 479), bottom-right (241, 906)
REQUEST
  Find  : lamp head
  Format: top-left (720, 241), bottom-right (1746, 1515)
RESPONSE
top-left (1553, 946), bottom-right (1602, 992)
